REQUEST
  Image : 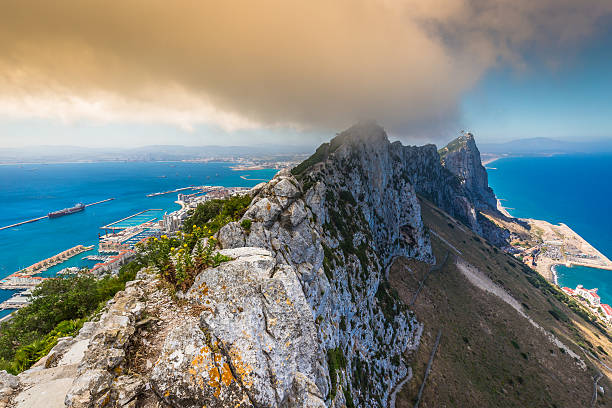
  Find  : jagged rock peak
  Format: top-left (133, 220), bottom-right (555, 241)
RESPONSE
top-left (290, 121), bottom-right (390, 177)
top-left (438, 131), bottom-right (477, 159)
top-left (438, 131), bottom-right (497, 211)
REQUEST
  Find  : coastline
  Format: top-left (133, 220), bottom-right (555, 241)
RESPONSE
top-left (551, 264), bottom-right (559, 286)
top-left (240, 175), bottom-right (270, 181)
top-left (482, 155), bottom-right (501, 166)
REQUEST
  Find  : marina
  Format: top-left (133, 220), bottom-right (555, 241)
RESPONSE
top-left (100, 209), bottom-right (163, 232)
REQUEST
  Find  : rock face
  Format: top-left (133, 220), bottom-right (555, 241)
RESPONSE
top-left (218, 122), bottom-right (429, 406)
top-left (438, 132), bottom-right (497, 211)
top-left (393, 132), bottom-right (511, 246)
top-left (151, 247), bottom-right (327, 407)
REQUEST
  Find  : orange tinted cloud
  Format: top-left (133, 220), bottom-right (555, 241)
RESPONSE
top-left (0, 0), bottom-right (610, 134)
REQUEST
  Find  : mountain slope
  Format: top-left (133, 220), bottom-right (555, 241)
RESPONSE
top-left (392, 197), bottom-right (612, 407)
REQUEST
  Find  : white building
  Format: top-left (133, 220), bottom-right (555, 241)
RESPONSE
top-left (575, 285), bottom-right (601, 306)
top-left (600, 304), bottom-right (612, 323)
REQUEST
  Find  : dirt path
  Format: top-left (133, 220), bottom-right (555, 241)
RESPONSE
top-left (455, 258), bottom-right (585, 368)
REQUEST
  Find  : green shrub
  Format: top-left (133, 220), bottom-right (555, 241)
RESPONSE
top-left (327, 347), bottom-right (347, 399)
top-left (548, 308), bottom-right (569, 322)
top-left (343, 387), bottom-right (355, 408)
top-left (0, 266), bottom-right (137, 373)
top-left (183, 195), bottom-right (251, 235)
top-left (241, 219), bottom-right (252, 232)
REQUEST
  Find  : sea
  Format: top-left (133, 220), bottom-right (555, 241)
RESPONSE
top-left (0, 161), bottom-right (278, 318)
top-left (486, 153), bottom-right (612, 305)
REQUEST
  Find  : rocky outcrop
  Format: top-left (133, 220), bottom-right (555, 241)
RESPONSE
top-left (438, 132), bottom-right (497, 211)
top-left (218, 122), bottom-right (430, 406)
top-left (151, 247), bottom-right (327, 408)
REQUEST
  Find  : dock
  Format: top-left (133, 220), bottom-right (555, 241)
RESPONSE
top-left (100, 209), bottom-right (163, 232)
top-left (0, 198), bottom-right (115, 231)
top-left (0, 275), bottom-right (47, 290)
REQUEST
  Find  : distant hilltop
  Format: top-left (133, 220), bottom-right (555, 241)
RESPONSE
top-left (478, 136), bottom-right (612, 156)
top-left (0, 144), bottom-right (314, 164)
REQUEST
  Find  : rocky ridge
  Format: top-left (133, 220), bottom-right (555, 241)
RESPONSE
top-left (1, 122), bottom-right (514, 407)
top-left (218, 122), bottom-right (431, 406)
top-left (396, 132), bottom-right (514, 246)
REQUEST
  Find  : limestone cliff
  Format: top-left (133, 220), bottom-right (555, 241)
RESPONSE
top-left (217, 122), bottom-right (431, 406)
top-left (389, 133), bottom-right (509, 246)
top-left (438, 132), bottom-right (497, 211)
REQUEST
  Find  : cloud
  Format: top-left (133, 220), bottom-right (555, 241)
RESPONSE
top-left (0, 0), bottom-right (610, 136)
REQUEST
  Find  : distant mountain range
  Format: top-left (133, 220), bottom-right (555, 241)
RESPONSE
top-left (478, 137), bottom-right (612, 155)
top-left (0, 144), bottom-right (315, 164)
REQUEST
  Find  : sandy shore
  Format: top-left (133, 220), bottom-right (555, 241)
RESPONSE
top-left (482, 156), bottom-right (501, 166)
top-left (551, 264), bottom-right (559, 285)
top-left (496, 199), bottom-right (513, 218)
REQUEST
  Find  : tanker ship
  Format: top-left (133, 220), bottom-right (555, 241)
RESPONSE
top-left (48, 203), bottom-right (86, 218)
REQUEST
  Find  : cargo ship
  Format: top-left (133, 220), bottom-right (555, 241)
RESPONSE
top-left (48, 203), bottom-right (85, 218)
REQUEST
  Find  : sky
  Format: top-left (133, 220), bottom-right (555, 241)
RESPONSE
top-left (0, 1), bottom-right (611, 148)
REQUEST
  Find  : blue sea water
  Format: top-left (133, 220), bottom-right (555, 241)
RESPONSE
top-left (0, 161), bottom-right (277, 317)
top-left (486, 154), bottom-right (612, 303)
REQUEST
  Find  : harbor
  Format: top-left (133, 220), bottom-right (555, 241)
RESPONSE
top-left (100, 208), bottom-right (163, 233)
top-left (0, 162), bottom-right (279, 321)
top-left (0, 181), bottom-right (267, 318)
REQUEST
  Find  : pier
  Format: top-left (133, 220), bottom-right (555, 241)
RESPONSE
top-left (239, 175), bottom-right (269, 181)
top-left (85, 197), bottom-right (115, 207)
top-left (0, 197), bottom-right (115, 231)
top-left (19, 244), bottom-right (94, 275)
top-left (146, 187), bottom-right (193, 197)
top-left (0, 275), bottom-right (46, 290)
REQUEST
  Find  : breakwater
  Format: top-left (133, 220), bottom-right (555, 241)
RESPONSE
top-left (0, 216), bottom-right (47, 231)
top-left (20, 244), bottom-right (94, 275)
top-left (146, 187), bottom-right (193, 197)
top-left (0, 197), bottom-right (115, 231)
